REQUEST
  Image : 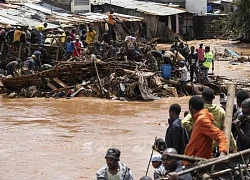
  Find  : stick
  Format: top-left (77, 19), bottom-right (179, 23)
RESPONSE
top-left (166, 153), bottom-right (207, 162)
top-left (146, 137), bottom-right (157, 176)
top-left (177, 148), bottom-right (250, 176)
top-left (224, 82), bottom-right (236, 153)
top-left (93, 60), bottom-right (105, 95)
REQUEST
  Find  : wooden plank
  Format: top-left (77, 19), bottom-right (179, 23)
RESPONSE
top-left (53, 77), bottom-right (69, 88)
top-left (47, 82), bottom-right (57, 91)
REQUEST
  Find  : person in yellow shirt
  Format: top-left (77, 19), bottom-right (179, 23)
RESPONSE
top-left (85, 27), bottom-right (96, 45)
top-left (13, 26), bottom-right (23, 42)
top-left (36, 23), bottom-right (48, 44)
top-left (36, 23), bottom-right (48, 32)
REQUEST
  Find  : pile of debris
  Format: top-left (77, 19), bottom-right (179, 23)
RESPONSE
top-left (0, 60), bottom-right (182, 100)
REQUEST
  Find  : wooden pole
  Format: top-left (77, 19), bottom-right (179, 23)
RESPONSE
top-left (224, 82), bottom-right (236, 153)
top-left (18, 44), bottom-right (22, 60)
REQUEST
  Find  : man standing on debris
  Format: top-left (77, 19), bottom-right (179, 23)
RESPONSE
top-left (85, 27), bottom-right (96, 46)
top-left (125, 33), bottom-right (137, 61)
top-left (178, 61), bottom-right (189, 96)
top-left (13, 26), bottom-right (24, 49)
top-left (200, 46), bottom-right (214, 82)
top-left (233, 98), bottom-right (250, 151)
top-left (187, 46), bottom-right (198, 82)
top-left (182, 88), bottom-right (237, 154)
top-left (62, 36), bottom-right (74, 60)
top-left (165, 104), bottom-right (189, 155)
top-left (108, 9), bottom-right (116, 42)
top-left (73, 35), bottom-right (83, 57)
top-left (154, 148), bottom-right (192, 180)
top-left (183, 96), bottom-right (228, 162)
top-left (36, 23), bottom-right (47, 44)
top-left (97, 148), bottom-right (133, 180)
top-left (33, 47), bottom-right (42, 71)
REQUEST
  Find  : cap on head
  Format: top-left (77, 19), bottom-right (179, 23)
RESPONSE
top-left (31, 54), bottom-right (36, 58)
top-left (180, 61), bottom-right (185, 65)
top-left (105, 148), bottom-right (120, 161)
top-left (139, 176), bottom-right (153, 180)
top-left (75, 35), bottom-right (80, 39)
top-left (151, 154), bottom-right (162, 162)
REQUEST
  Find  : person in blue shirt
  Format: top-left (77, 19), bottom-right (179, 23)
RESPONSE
top-left (62, 36), bottom-right (74, 61)
top-left (33, 47), bottom-right (42, 71)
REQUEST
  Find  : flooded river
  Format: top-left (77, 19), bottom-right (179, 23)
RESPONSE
top-left (0, 97), bottom-right (191, 179)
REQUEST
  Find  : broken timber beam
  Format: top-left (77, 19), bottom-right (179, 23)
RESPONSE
top-left (53, 77), bottom-right (69, 88)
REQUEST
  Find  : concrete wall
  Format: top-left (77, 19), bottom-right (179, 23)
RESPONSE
top-left (43, 0), bottom-right (71, 11)
top-left (185, 0), bottom-right (207, 15)
top-left (194, 15), bottom-right (222, 39)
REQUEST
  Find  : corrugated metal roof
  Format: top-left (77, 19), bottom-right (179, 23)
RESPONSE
top-left (0, 8), bottom-right (59, 28)
top-left (92, 0), bottom-right (187, 16)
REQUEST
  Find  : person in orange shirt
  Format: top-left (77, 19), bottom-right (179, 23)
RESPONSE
top-left (108, 9), bottom-right (116, 42)
top-left (183, 96), bottom-right (228, 165)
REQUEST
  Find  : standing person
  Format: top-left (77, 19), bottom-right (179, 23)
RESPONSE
top-left (62, 36), bottom-right (74, 60)
top-left (125, 34), bottom-right (137, 61)
top-left (96, 148), bottom-right (133, 180)
top-left (85, 27), bottom-right (96, 46)
top-left (183, 96), bottom-right (228, 163)
top-left (165, 104), bottom-right (189, 155)
top-left (187, 46), bottom-right (198, 82)
top-left (108, 9), bottom-right (116, 41)
top-left (182, 88), bottom-right (237, 154)
top-left (70, 29), bottom-right (76, 41)
top-left (197, 43), bottom-right (205, 63)
top-left (178, 42), bottom-right (189, 59)
top-left (33, 47), bottom-right (42, 71)
top-left (178, 61), bottom-right (189, 96)
top-left (233, 98), bottom-right (250, 151)
top-left (73, 35), bottom-right (83, 57)
top-left (219, 93), bottom-right (227, 110)
top-left (200, 46), bottom-right (214, 82)
top-left (154, 148), bottom-right (192, 180)
top-left (13, 26), bottom-right (23, 49)
top-left (151, 154), bottom-right (162, 169)
top-left (234, 90), bottom-right (250, 119)
top-left (36, 23), bottom-right (47, 44)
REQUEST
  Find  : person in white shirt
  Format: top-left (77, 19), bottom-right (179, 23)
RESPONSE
top-left (179, 61), bottom-right (189, 96)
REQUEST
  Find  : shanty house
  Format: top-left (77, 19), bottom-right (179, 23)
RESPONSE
top-left (92, 0), bottom-right (194, 42)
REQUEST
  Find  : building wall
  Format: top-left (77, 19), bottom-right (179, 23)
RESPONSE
top-left (71, 0), bottom-right (91, 13)
top-left (221, 2), bottom-right (237, 14)
top-left (43, 0), bottom-right (71, 11)
top-left (185, 0), bottom-right (207, 15)
top-left (44, 0), bottom-right (91, 12)
top-left (194, 15), bottom-right (223, 39)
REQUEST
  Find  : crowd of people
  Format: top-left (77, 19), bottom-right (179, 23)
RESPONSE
top-left (96, 88), bottom-right (250, 180)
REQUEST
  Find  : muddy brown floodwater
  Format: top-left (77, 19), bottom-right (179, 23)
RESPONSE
top-left (0, 97), bottom-right (192, 179)
top-left (1, 40), bottom-right (249, 179)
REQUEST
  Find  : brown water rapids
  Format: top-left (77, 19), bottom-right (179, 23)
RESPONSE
top-left (0, 97), bottom-right (192, 179)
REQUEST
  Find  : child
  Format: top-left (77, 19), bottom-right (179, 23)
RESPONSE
top-left (179, 61), bottom-right (189, 96)
top-left (151, 154), bottom-right (162, 169)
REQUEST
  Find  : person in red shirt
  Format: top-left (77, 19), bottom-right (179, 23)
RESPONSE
top-left (197, 43), bottom-right (205, 62)
top-left (73, 35), bottom-right (83, 57)
top-left (183, 96), bottom-right (228, 165)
